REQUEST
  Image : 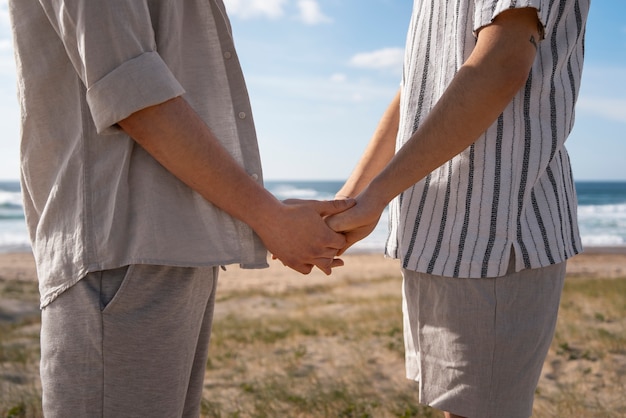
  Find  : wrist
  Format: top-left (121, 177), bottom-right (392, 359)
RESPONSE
top-left (335, 193), bottom-right (352, 200)
top-left (236, 185), bottom-right (284, 234)
top-left (360, 178), bottom-right (395, 212)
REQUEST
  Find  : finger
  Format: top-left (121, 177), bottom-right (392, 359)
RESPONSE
top-left (314, 257), bottom-right (345, 275)
top-left (310, 198), bottom-right (356, 218)
top-left (282, 198), bottom-right (312, 205)
top-left (336, 240), bottom-right (356, 256)
top-left (314, 254), bottom-right (347, 275)
top-left (310, 232), bottom-right (347, 253)
top-left (326, 210), bottom-right (362, 234)
top-left (316, 263), bottom-right (332, 275)
top-left (311, 256), bottom-right (333, 275)
top-left (317, 244), bottom-right (345, 258)
top-left (325, 212), bottom-right (347, 232)
top-left (293, 263), bottom-right (313, 275)
top-left (273, 255), bottom-right (314, 275)
top-left (329, 258), bottom-right (344, 268)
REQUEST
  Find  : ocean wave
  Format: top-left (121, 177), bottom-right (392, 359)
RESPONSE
top-left (0, 218), bottom-right (31, 253)
top-left (1, 182), bottom-right (626, 253)
top-left (577, 203), bottom-right (626, 247)
top-left (0, 211), bottom-right (26, 221)
top-left (578, 204), bottom-right (626, 231)
top-left (0, 190), bottom-right (23, 209)
top-left (580, 234), bottom-right (625, 247)
top-left (268, 184), bottom-right (335, 201)
top-left (0, 192), bottom-right (25, 220)
top-left (0, 240), bottom-right (32, 253)
top-left (577, 203), bottom-right (626, 215)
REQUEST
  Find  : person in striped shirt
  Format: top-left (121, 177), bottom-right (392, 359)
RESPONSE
top-left (329, 1), bottom-right (589, 417)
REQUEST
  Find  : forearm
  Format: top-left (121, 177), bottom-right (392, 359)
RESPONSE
top-left (119, 96), bottom-right (355, 274)
top-left (118, 96), bottom-right (281, 233)
top-left (336, 90), bottom-right (400, 198)
top-left (365, 68), bottom-right (520, 205)
top-left (362, 8), bottom-right (541, 207)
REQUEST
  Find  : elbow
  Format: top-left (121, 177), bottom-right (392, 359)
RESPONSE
top-left (486, 53), bottom-right (535, 99)
top-left (503, 52), bottom-right (535, 90)
top-left (504, 66), bottom-right (533, 97)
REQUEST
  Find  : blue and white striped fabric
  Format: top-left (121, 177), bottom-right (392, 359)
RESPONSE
top-left (386, 0), bottom-right (590, 278)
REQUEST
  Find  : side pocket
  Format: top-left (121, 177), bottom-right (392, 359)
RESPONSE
top-left (100, 265), bottom-right (133, 312)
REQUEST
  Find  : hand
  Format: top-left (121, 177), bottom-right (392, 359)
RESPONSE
top-left (262, 198), bottom-right (355, 275)
top-left (326, 192), bottom-right (385, 255)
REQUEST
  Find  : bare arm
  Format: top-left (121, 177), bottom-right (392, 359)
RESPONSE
top-left (335, 90), bottom-right (400, 199)
top-left (118, 96), bottom-right (352, 274)
top-left (328, 7), bottom-right (542, 252)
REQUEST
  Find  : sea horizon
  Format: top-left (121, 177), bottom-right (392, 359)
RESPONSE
top-left (1, 179), bottom-right (626, 254)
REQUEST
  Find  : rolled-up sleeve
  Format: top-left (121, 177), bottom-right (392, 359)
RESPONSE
top-left (474, 1), bottom-right (548, 39)
top-left (38, 0), bottom-right (185, 133)
top-left (87, 52), bottom-right (185, 134)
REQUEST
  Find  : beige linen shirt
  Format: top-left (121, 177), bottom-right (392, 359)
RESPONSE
top-left (9, 0), bottom-right (268, 308)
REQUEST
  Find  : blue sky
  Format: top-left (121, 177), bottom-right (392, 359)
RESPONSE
top-left (0, 0), bottom-right (624, 181)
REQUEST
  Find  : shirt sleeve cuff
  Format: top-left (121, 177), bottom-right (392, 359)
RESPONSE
top-left (473, 1), bottom-right (548, 40)
top-left (86, 51), bottom-right (186, 135)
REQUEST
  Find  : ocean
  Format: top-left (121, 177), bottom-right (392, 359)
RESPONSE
top-left (1, 180), bottom-right (625, 254)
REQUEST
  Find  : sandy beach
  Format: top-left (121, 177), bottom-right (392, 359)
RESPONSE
top-left (1, 249), bottom-right (625, 416)
top-left (1, 247), bottom-right (624, 285)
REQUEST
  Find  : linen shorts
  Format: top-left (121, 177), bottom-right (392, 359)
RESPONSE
top-left (402, 257), bottom-right (566, 418)
top-left (40, 264), bottom-right (219, 418)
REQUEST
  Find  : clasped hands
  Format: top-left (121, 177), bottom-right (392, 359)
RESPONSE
top-left (268, 194), bottom-right (383, 276)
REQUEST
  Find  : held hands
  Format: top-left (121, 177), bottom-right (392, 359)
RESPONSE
top-left (266, 198), bottom-right (355, 275)
top-left (325, 191), bottom-right (387, 256)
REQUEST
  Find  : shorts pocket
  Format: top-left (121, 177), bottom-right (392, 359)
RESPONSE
top-left (100, 265), bottom-right (133, 313)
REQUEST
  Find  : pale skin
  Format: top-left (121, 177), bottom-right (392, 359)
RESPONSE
top-left (118, 96), bottom-right (353, 275)
top-left (327, 7), bottom-right (543, 418)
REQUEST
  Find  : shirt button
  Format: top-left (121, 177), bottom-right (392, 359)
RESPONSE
top-left (224, 51), bottom-right (232, 59)
top-left (251, 173), bottom-right (259, 181)
top-left (238, 111), bottom-right (246, 119)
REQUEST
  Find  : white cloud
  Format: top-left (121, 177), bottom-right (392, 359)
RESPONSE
top-left (330, 73), bottom-right (346, 83)
top-left (223, 0), bottom-right (331, 25)
top-left (296, 0), bottom-right (331, 25)
top-left (577, 97), bottom-right (626, 124)
top-left (349, 47), bottom-right (404, 72)
top-left (223, 0), bottom-right (288, 20)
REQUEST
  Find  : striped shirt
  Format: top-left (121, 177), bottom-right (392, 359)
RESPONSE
top-left (385, 0), bottom-right (590, 278)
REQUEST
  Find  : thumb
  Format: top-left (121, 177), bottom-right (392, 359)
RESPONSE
top-left (311, 198), bottom-right (356, 218)
top-left (325, 210), bottom-right (348, 232)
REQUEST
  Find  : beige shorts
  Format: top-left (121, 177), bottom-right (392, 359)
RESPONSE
top-left (40, 264), bottom-right (219, 418)
top-left (402, 257), bottom-right (566, 418)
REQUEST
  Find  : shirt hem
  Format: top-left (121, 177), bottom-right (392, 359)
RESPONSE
top-left (39, 257), bottom-right (269, 308)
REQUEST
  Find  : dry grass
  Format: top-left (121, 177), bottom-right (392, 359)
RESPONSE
top-left (0, 253), bottom-right (625, 417)
top-left (534, 277), bottom-right (626, 418)
top-left (201, 275), bottom-right (437, 417)
top-left (0, 276), bottom-right (42, 418)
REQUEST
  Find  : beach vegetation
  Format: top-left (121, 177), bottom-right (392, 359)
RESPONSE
top-left (537, 276), bottom-right (626, 417)
top-left (1, 260), bottom-right (625, 417)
